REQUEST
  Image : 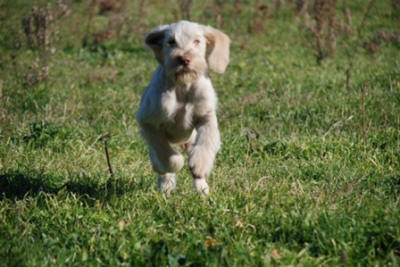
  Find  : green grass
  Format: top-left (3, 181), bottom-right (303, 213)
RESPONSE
top-left (1, 0), bottom-right (400, 266)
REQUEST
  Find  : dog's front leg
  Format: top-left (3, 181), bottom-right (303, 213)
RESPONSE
top-left (188, 112), bottom-right (221, 194)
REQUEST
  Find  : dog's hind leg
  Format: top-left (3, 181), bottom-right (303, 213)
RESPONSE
top-left (139, 122), bottom-right (184, 192)
top-left (157, 173), bottom-right (176, 194)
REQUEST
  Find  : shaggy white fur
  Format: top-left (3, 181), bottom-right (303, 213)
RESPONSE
top-left (136, 21), bottom-right (230, 194)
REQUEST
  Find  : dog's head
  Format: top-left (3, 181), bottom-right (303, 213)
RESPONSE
top-left (144, 21), bottom-right (230, 84)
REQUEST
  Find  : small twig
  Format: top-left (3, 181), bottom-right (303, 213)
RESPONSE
top-left (345, 68), bottom-right (351, 91)
top-left (101, 133), bottom-right (114, 178)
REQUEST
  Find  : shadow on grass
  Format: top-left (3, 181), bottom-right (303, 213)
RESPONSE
top-left (0, 170), bottom-right (141, 202)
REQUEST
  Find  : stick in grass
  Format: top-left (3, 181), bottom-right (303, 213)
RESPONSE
top-left (101, 133), bottom-right (114, 178)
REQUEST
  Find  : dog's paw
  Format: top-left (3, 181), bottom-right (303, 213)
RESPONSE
top-left (193, 178), bottom-right (209, 195)
top-left (158, 173), bottom-right (176, 194)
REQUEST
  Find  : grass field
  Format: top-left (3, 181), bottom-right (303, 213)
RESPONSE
top-left (1, 0), bottom-right (400, 265)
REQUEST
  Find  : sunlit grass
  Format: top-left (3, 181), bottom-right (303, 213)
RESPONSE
top-left (1, 0), bottom-right (399, 265)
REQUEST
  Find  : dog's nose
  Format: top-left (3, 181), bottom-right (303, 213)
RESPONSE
top-left (178, 56), bottom-right (190, 66)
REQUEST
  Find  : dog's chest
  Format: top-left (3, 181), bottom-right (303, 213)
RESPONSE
top-left (160, 87), bottom-right (197, 141)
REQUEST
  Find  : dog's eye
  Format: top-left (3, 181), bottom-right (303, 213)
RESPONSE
top-left (193, 39), bottom-right (200, 45)
top-left (167, 38), bottom-right (176, 46)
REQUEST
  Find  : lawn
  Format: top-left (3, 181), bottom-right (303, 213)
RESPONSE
top-left (1, 0), bottom-right (399, 266)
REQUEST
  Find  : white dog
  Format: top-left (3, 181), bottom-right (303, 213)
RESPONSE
top-left (136, 21), bottom-right (230, 194)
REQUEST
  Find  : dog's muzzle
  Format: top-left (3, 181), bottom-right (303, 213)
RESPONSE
top-left (174, 68), bottom-right (199, 85)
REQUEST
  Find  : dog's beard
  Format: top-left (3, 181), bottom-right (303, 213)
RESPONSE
top-left (174, 69), bottom-right (199, 85)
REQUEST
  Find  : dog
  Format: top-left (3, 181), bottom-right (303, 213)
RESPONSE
top-left (136, 21), bottom-right (230, 194)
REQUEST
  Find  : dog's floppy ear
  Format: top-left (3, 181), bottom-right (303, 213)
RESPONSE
top-left (144, 25), bottom-right (170, 64)
top-left (203, 26), bottom-right (230, 74)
